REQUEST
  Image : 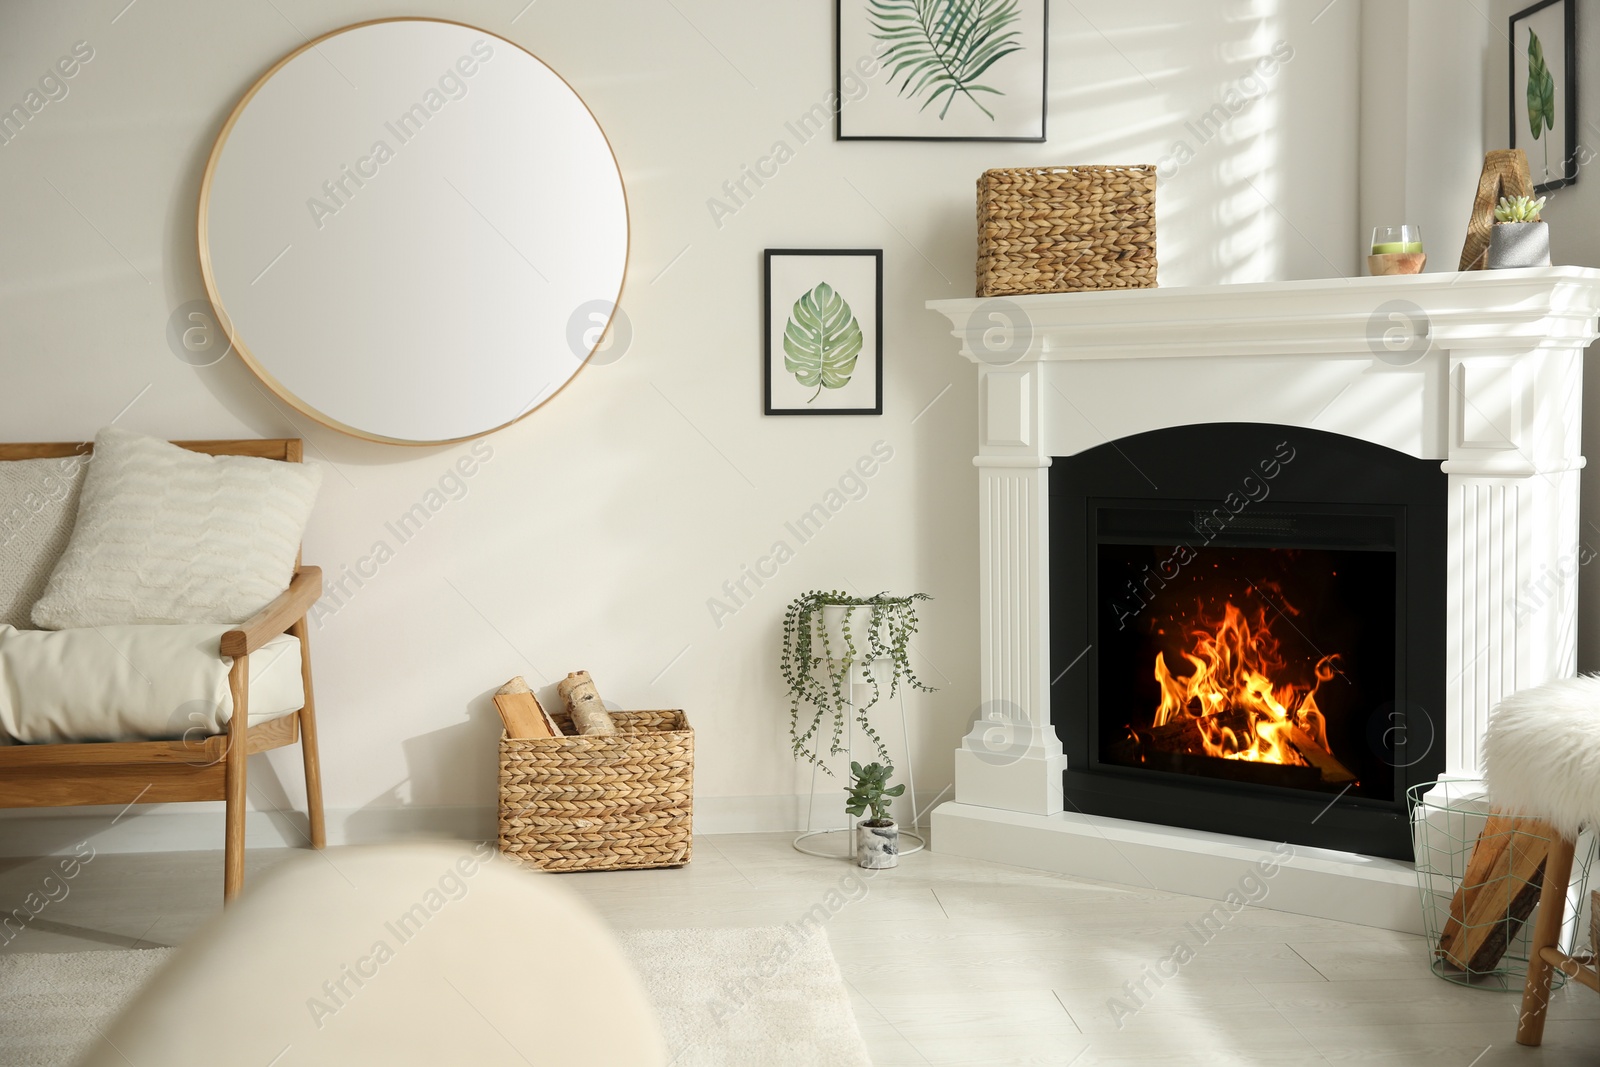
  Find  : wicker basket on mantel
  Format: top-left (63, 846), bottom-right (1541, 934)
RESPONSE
top-left (498, 709), bottom-right (693, 872)
top-left (976, 165), bottom-right (1157, 297)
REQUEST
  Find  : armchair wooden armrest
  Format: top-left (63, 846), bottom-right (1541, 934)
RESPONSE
top-left (221, 567), bottom-right (323, 657)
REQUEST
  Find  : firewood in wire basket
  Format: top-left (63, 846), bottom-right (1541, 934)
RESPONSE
top-left (558, 670), bottom-right (618, 736)
top-left (1438, 812), bottom-right (1556, 973)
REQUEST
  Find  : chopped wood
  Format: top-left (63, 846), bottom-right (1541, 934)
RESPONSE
top-left (1280, 723), bottom-right (1356, 785)
top-left (1438, 811), bottom-right (1558, 972)
top-left (1438, 813), bottom-right (1514, 961)
top-left (493, 676), bottom-right (554, 739)
top-left (558, 670), bottom-right (618, 736)
top-left (1115, 710), bottom-right (1355, 785)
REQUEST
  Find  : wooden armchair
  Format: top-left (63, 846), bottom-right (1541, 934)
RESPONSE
top-left (0, 439), bottom-right (325, 901)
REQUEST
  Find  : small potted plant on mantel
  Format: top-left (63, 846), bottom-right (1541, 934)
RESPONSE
top-left (1487, 195), bottom-right (1551, 269)
top-left (845, 761), bottom-right (904, 869)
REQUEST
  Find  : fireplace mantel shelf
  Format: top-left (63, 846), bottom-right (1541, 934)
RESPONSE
top-left (926, 266), bottom-right (1600, 932)
top-left (930, 267), bottom-right (1600, 360)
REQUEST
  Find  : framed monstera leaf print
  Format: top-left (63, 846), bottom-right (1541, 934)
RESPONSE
top-left (836, 0), bottom-right (1047, 141)
top-left (764, 249), bottom-right (883, 416)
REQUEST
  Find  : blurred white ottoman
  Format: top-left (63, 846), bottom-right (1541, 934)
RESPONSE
top-left (77, 842), bottom-right (665, 1066)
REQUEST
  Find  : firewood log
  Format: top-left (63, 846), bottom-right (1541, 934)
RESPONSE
top-left (1438, 811), bottom-right (1557, 972)
top-left (493, 676), bottom-right (554, 739)
top-left (558, 670), bottom-right (618, 736)
top-left (1281, 723), bottom-right (1356, 784)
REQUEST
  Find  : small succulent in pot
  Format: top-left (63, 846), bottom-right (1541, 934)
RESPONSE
top-left (847, 760), bottom-right (904, 869)
top-left (1493, 195), bottom-right (1547, 223)
top-left (1488, 195), bottom-right (1552, 269)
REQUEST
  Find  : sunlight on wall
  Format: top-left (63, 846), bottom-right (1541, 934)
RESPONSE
top-left (1050, 0), bottom-right (1357, 287)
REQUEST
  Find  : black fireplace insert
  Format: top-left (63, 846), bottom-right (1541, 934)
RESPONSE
top-left (1050, 423), bottom-right (1445, 860)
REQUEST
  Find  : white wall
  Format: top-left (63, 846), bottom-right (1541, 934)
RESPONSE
top-left (1358, 0), bottom-right (1491, 268)
top-left (0, 0), bottom-right (1359, 851)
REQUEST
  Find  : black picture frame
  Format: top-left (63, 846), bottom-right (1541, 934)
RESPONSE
top-left (835, 0), bottom-right (1048, 142)
top-left (1509, 0), bottom-right (1578, 193)
top-left (764, 249), bottom-right (884, 416)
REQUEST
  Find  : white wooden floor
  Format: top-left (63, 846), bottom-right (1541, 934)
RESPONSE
top-left (2, 833), bottom-right (1598, 1065)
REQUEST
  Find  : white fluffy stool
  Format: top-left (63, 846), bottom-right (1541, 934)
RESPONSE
top-left (1484, 676), bottom-right (1600, 1046)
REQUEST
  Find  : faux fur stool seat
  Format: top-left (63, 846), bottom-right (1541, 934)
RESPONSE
top-left (1484, 674), bottom-right (1600, 840)
top-left (1482, 675), bottom-right (1600, 1047)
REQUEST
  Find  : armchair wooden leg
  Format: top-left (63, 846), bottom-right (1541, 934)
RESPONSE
top-left (224, 657), bottom-right (250, 903)
top-left (290, 618), bottom-right (326, 850)
top-left (1517, 834), bottom-right (1577, 1046)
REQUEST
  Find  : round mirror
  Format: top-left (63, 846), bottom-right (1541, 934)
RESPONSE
top-left (200, 19), bottom-right (628, 444)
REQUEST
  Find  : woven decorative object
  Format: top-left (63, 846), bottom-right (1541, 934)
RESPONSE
top-left (499, 709), bottom-right (693, 872)
top-left (976, 165), bottom-right (1157, 297)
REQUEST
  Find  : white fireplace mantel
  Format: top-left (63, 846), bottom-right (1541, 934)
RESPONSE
top-left (926, 267), bottom-right (1600, 931)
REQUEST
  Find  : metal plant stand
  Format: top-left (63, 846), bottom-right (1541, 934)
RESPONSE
top-left (792, 655), bottom-right (926, 860)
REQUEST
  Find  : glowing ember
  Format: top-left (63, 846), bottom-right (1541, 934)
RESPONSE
top-left (1149, 600), bottom-right (1348, 776)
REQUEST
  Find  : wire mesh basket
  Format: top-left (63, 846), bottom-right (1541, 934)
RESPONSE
top-left (1408, 777), bottom-right (1596, 990)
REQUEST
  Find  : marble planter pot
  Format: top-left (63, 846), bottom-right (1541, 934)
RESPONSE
top-left (1487, 222), bottom-right (1551, 269)
top-left (857, 819), bottom-right (898, 869)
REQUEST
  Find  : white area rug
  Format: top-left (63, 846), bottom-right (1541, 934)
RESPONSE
top-left (0, 926), bottom-right (870, 1067)
top-left (621, 927), bottom-right (872, 1066)
top-left (0, 949), bottom-right (170, 1067)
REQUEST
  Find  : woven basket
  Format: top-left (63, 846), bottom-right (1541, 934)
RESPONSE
top-left (498, 709), bottom-right (693, 872)
top-left (976, 165), bottom-right (1157, 297)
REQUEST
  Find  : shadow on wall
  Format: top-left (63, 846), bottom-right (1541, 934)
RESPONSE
top-left (345, 696), bottom-right (502, 842)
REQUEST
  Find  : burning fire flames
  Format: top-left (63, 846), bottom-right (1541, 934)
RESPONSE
top-left (1151, 601), bottom-right (1343, 771)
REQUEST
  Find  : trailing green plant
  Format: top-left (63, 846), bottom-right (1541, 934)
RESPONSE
top-left (780, 589), bottom-right (935, 773)
top-left (1494, 194), bottom-right (1547, 223)
top-left (867, 0), bottom-right (1024, 121)
top-left (845, 761), bottom-right (904, 824)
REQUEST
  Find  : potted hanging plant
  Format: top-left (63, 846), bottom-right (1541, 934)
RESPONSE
top-left (846, 761), bottom-right (904, 869)
top-left (1487, 195), bottom-right (1551, 269)
top-left (780, 589), bottom-right (935, 773)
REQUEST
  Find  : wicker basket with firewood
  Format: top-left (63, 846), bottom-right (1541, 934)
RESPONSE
top-left (493, 672), bottom-right (693, 873)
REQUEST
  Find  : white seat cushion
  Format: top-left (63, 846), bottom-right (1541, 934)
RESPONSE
top-left (30, 427), bottom-right (321, 629)
top-left (0, 454), bottom-right (88, 629)
top-left (0, 623), bottom-right (304, 744)
top-left (1483, 674), bottom-right (1600, 839)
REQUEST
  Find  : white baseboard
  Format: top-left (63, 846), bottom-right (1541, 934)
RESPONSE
top-left (0, 792), bottom-right (947, 856)
top-left (0, 804), bottom-right (493, 856)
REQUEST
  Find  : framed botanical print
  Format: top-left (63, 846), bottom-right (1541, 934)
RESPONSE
top-left (836, 0), bottom-right (1048, 142)
top-left (1510, 0), bottom-right (1578, 193)
top-left (764, 249), bottom-right (883, 416)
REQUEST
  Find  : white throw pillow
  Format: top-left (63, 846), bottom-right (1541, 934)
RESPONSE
top-left (0, 455), bottom-right (89, 629)
top-left (30, 427), bottom-right (321, 628)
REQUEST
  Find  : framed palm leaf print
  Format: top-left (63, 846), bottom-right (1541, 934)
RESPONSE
top-left (836, 0), bottom-right (1048, 141)
top-left (764, 249), bottom-right (883, 416)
